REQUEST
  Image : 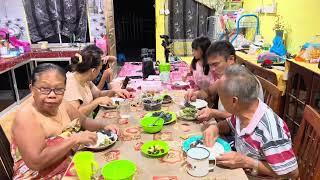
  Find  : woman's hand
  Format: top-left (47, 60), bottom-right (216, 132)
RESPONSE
top-left (216, 151), bottom-right (251, 169)
top-left (197, 107), bottom-right (214, 122)
top-left (72, 130), bottom-right (97, 145)
top-left (102, 55), bottom-right (117, 65)
top-left (203, 125), bottom-right (219, 147)
top-left (97, 96), bottom-right (113, 105)
top-left (184, 89), bottom-right (198, 102)
top-left (115, 89), bottom-right (131, 98)
top-left (102, 68), bottom-right (112, 79)
top-left (104, 124), bottom-right (120, 135)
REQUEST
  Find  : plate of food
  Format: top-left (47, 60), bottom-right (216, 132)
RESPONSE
top-left (86, 130), bottom-right (118, 151)
top-left (99, 97), bottom-right (125, 109)
top-left (141, 140), bottom-right (169, 157)
top-left (172, 81), bottom-right (190, 88)
top-left (161, 94), bottom-right (173, 104)
top-left (145, 111), bottom-right (177, 125)
top-left (178, 106), bottom-right (198, 121)
top-left (182, 99), bottom-right (208, 109)
top-left (143, 98), bottom-right (162, 111)
top-left (182, 135), bottom-right (231, 160)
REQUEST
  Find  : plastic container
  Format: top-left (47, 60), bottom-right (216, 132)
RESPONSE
top-left (140, 116), bottom-right (164, 133)
top-left (101, 160), bottom-right (136, 180)
top-left (143, 99), bottom-right (162, 111)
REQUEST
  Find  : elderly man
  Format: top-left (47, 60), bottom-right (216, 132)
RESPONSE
top-left (185, 40), bottom-right (264, 122)
top-left (203, 65), bottom-right (298, 178)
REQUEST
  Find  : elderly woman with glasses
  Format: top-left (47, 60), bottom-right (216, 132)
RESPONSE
top-left (11, 63), bottom-right (119, 179)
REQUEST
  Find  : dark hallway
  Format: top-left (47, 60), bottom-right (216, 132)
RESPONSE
top-left (114, 0), bottom-right (155, 61)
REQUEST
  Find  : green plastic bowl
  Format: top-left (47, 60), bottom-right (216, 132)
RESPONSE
top-left (101, 160), bottom-right (136, 180)
top-left (140, 116), bottom-right (164, 133)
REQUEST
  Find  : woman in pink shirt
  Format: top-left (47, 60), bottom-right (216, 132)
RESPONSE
top-left (183, 36), bottom-right (216, 89)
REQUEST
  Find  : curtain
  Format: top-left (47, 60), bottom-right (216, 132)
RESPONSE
top-left (24, 0), bottom-right (88, 43)
top-left (169, 0), bottom-right (214, 56)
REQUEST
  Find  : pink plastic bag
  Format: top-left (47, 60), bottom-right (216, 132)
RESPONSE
top-left (95, 36), bottom-right (110, 54)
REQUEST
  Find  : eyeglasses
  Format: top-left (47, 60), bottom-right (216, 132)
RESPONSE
top-left (34, 87), bottom-right (65, 95)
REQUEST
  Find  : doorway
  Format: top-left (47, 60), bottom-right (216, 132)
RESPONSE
top-left (113, 0), bottom-right (155, 61)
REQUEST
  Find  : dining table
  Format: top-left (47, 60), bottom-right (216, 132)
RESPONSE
top-left (62, 62), bottom-right (248, 180)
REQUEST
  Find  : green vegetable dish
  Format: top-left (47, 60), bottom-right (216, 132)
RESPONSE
top-left (180, 107), bottom-right (197, 120)
top-left (151, 111), bottom-right (172, 123)
top-left (147, 145), bottom-right (165, 155)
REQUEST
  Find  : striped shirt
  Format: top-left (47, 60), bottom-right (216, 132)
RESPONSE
top-left (227, 99), bottom-right (298, 175)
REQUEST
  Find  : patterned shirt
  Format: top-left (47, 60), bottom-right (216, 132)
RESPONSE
top-left (192, 61), bottom-right (217, 90)
top-left (227, 99), bottom-right (298, 175)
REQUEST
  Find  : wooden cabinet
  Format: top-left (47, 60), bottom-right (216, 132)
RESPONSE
top-left (284, 61), bottom-right (319, 138)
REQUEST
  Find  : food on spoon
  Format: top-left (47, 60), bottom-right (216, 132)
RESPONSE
top-left (147, 145), bottom-right (165, 155)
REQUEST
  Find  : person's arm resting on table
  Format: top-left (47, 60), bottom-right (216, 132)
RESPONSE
top-left (204, 120), bottom-right (299, 178)
top-left (12, 109), bottom-right (96, 171)
top-left (66, 102), bottom-right (119, 134)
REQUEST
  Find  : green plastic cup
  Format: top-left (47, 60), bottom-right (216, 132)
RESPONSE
top-left (73, 151), bottom-right (99, 180)
top-left (159, 63), bottom-right (171, 72)
top-left (101, 160), bottom-right (137, 180)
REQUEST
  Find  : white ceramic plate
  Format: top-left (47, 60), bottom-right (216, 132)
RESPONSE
top-left (86, 132), bottom-right (117, 150)
top-left (180, 99), bottom-right (208, 109)
top-left (111, 97), bottom-right (125, 103)
top-left (147, 75), bottom-right (161, 81)
top-left (99, 98), bottom-right (125, 109)
top-left (190, 99), bottom-right (208, 109)
top-left (173, 81), bottom-right (190, 88)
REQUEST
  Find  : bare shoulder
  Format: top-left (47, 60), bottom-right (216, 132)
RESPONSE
top-left (13, 103), bottom-right (39, 132)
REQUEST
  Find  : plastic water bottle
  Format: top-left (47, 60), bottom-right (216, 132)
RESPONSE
top-left (159, 63), bottom-right (171, 83)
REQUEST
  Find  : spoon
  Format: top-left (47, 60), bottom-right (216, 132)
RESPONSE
top-left (149, 112), bottom-right (164, 127)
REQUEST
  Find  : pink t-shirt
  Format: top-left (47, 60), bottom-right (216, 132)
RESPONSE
top-left (192, 61), bottom-right (217, 89)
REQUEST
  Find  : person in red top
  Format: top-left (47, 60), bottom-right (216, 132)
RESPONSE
top-left (203, 65), bottom-right (299, 179)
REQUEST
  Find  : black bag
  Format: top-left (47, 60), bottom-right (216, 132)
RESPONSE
top-left (142, 58), bottom-right (156, 79)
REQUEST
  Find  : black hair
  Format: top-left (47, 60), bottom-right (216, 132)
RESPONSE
top-left (191, 36), bottom-right (211, 75)
top-left (206, 40), bottom-right (236, 61)
top-left (70, 44), bottom-right (103, 73)
top-left (31, 63), bottom-right (66, 85)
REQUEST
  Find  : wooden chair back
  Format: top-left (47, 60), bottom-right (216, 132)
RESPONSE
top-left (293, 105), bottom-right (320, 180)
top-left (257, 75), bottom-right (282, 115)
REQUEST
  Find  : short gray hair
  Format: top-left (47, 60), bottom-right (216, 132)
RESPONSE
top-left (222, 64), bottom-right (259, 103)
